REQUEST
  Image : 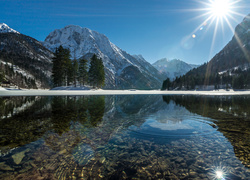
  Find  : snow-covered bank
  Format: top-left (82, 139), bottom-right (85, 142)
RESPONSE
top-left (0, 87), bottom-right (7, 91)
top-left (50, 86), bottom-right (91, 91)
top-left (1, 89), bottom-right (250, 96)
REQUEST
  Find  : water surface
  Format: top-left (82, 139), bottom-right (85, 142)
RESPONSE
top-left (0, 95), bottom-right (250, 179)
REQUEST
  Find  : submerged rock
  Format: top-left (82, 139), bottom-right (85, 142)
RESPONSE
top-left (12, 149), bottom-right (29, 165)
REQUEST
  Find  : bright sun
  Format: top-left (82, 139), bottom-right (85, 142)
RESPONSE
top-left (209, 0), bottom-right (231, 17)
top-left (184, 0), bottom-right (246, 59)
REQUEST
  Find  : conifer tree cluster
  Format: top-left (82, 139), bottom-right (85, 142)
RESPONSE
top-left (88, 54), bottom-right (105, 88)
top-left (161, 62), bottom-right (250, 90)
top-left (0, 69), bottom-right (4, 84)
top-left (52, 46), bottom-right (105, 88)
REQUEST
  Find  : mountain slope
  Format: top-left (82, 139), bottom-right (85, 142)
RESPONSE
top-left (207, 14), bottom-right (250, 73)
top-left (0, 24), bottom-right (54, 88)
top-left (43, 25), bottom-right (164, 89)
top-left (153, 58), bottom-right (199, 80)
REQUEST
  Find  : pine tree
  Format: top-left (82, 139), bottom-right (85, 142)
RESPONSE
top-left (88, 54), bottom-right (98, 88)
top-left (52, 46), bottom-right (72, 87)
top-left (96, 57), bottom-right (105, 88)
top-left (52, 47), bottom-right (64, 87)
top-left (88, 54), bottom-right (105, 88)
top-left (161, 78), bottom-right (171, 90)
top-left (62, 48), bottom-right (72, 86)
top-left (78, 58), bottom-right (88, 86)
top-left (0, 66), bottom-right (5, 84)
top-left (72, 58), bottom-right (79, 87)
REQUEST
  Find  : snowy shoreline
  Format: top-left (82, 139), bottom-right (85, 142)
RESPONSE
top-left (1, 88), bottom-right (250, 96)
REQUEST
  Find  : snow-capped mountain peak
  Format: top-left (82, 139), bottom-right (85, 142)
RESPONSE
top-left (153, 58), bottom-right (199, 80)
top-left (43, 25), bottom-right (164, 89)
top-left (44, 25), bottom-right (125, 62)
top-left (0, 23), bottom-right (20, 34)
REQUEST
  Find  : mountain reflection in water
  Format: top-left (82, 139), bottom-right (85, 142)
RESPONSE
top-left (0, 95), bottom-right (249, 179)
top-left (163, 95), bottom-right (250, 168)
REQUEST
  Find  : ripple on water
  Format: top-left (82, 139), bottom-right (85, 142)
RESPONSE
top-left (128, 115), bottom-right (218, 140)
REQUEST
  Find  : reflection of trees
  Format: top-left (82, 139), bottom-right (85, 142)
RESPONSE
top-left (0, 97), bottom-right (51, 153)
top-left (0, 96), bottom-right (36, 118)
top-left (51, 97), bottom-right (75, 135)
top-left (51, 96), bottom-right (105, 135)
top-left (88, 96), bottom-right (105, 126)
top-left (163, 95), bottom-right (250, 167)
top-left (0, 98), bottom-right (4, 117)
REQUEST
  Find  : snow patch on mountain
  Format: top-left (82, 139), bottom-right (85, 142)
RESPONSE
top-left (218, 63), bottom-right (250, 75)
top-left (0, 23), bottom-right (20, 34)
top-left (0, 60), bottom-right (44, 88)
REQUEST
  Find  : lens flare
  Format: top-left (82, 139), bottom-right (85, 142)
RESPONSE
top-left (216, 170), bottom-right (223, 178)
top-left (209, 166), bottom-right (227, 180)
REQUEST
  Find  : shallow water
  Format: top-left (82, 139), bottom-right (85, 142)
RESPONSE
top-left (0, 95), bottom-right (250, 179)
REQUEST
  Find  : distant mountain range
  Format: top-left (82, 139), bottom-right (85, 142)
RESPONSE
top-left (153, 58), bottom-right (199, 80)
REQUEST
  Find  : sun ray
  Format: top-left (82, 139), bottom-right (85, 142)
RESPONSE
top-left (220, 16), bottom-right (226, 40)
top-left (209, 17), bottom-right (220, 60)
top-left (229, 11), bottom-right (247, 19)
top-left (203, 16), bottom-right (217, 37)
top-left (227, 13), bottom-right (241, 23)
top-left (205, 17), bottom-right (220, 85)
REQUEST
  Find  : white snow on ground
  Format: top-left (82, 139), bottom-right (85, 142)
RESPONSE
top-left (50, 86), bottom-right (91, 91)
top-left (1, 89), bottom-right (250, 96)
top-left (0, 87), bottom-right (7, 91)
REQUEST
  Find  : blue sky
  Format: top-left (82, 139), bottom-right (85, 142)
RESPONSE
top-left (1, 0), bottom-right (249, 64)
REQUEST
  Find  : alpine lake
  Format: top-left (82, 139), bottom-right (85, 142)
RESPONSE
top-left (0, 94), bottom-right (250, 180)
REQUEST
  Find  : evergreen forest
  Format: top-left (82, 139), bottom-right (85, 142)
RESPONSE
top-left (52, 46), bottom-right (105, 88)
top-left (162, 62), bottom-right (250, 90)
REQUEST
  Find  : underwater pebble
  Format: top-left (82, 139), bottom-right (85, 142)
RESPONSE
top-left (0, 162), bottom-right (14, 171)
